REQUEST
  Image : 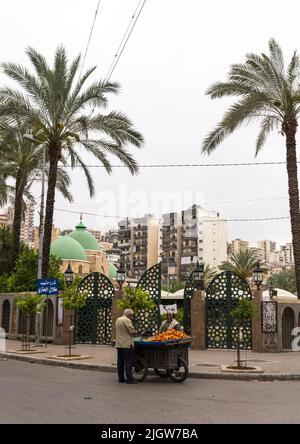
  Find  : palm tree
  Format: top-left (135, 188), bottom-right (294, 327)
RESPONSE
top-left (0, 124), bottom-right (72, 268)
top-left (219, 249), bottom-right (261, 280)
top-left (0, 46), bottom-right (144, 277)
top-left (202, 39), bottom-right (300, 297)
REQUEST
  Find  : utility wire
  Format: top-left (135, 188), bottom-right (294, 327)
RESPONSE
top-left (54, 207), bottom-right (290, 223)
top-left (79, 0), bottom-right (102, 80)
top-left (104, 0), bottom-right (147, 83)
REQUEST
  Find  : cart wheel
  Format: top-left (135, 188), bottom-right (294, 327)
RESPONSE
top-left (132, 356), bottom-right (148, 382)
top-left (168, 358), bottom-right (188, 383)
top-left (154, 369), bottom-right (169, 378)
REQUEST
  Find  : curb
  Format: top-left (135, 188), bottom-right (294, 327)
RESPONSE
top-left (1, 351), bottom-right (300, 381)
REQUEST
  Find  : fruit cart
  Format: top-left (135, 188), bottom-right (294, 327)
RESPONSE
top-left (132, 337), bottom-right (194, 383)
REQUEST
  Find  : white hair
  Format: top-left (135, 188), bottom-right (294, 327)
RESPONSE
top-left (124, 308), bottom-right (134, 317)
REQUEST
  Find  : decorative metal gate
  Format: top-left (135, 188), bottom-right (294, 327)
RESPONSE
top-left (75, 272), bottom-right (115, 345)
top-left (183, 271), bottom-right (195, 335)
top-left (206, 271), bottom-right (252, 349)
top-left (282, 307), bottom-right (295, 350)
top-left (136, 263), bottom-right (161, 333)
top-left (2, 300), bottom-right (10, 333)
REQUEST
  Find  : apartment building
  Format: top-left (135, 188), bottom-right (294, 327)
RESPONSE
top-left (231, 238), bottom-right (249, 255)
top-left (161, 205), bottom-right (227, 281)
top-left (257, 240), bottom-right (277, 264)
top-left (118, 215), bottom-right (160, 278)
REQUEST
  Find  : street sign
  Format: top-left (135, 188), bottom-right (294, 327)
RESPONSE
top-left (37, 278), bottom-right (59, 295)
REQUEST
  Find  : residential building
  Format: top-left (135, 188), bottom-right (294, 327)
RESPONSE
top-left (8, 203), bottom-right (35, 247)
top-left (118, 215), bottom-right (160, 279)
top-left (90, 229), bottom-right (103, 243)
top-left (257, 240), bottom-right (277, 264)
top-left (161, 212), bottom-right (182, 284)
top-left (0, 213), bottom-right (10, 228)
top-left (231, 238), bottom-right (249, 255)
top-left (34, 225), bottom-right (61, 250)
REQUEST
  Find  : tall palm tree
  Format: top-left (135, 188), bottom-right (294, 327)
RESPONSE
top-left (219, 249), bottom-right (263, 281)
top-left (0, 46), bottom-right (144, 277)
top-left (0, 125), bottom-right (72, 268)
top-left (202, 38), bottom-right (300, 297)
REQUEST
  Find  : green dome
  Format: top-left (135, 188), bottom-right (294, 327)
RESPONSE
top-left (69, 220), bottom-right (100, 251)
top-left (109, 262), bottom-right (117, 280)
top-left (50, 235), bottom-right (87, 261)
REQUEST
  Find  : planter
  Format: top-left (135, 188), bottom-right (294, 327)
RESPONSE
top-left (48, 354), bottom-right (93, 361)
top-left (220, 365), bottom-right (263, 373)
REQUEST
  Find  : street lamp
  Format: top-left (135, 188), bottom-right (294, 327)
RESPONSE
top-left (116, 268), bottom-right (126, 289)
top-left (192, 261), bottom-right (204, 290)
top-left (253, 261), bottom-right (264, 289)
top-left (64, 262), bottom-right (75, 287)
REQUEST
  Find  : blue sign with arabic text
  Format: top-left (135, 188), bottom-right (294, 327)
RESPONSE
top-left (37, 278), bottom-right (59, 295)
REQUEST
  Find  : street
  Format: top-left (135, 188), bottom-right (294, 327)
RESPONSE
top-left (0, 360), bottom-right (300, 424)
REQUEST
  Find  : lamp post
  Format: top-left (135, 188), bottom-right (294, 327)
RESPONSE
top-left (192, 261), bottom-right (204, 290)
top-left (253, 261), bottom-right (264, 290)
top-left (116, 268), bottom-right (126, 289)
top-left (64, 262), bottom-right (75, 357)
top-left (24, 134), bottom-right (45, 346)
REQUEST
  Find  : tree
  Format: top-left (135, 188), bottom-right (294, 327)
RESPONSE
top-left (16, 293), bottom-right (46, 351)
top-left (0, 124), bottom-right (72, 268)
top-left (117, 287), bottom-right (156, 333)
top-left (219, 249), bottom-right (259, 280)
top-left (8, 249), bottom-right (63, 292)
top-left (61, 284), bottom-right (88, 356)
top-left (267, 267), bottom-right (296, 294)
top-left (0, 226), bottom-right (14, 275)
top-left (0, 46), bottom-right (144, 277)
top-left (231, 299), bottom-right (258, 368)
top-left (202, 38), bottom-right (300, 297)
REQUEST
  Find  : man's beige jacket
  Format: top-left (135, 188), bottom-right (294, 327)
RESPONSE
top-left (115, 315), bottom-right (136, 348)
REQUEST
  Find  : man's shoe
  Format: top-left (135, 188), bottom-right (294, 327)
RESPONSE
top-left (119, 380), bottom-right (126, 383)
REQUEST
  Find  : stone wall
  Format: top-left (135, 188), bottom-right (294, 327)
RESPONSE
top-left (0, 292), bottom-right (62, 344)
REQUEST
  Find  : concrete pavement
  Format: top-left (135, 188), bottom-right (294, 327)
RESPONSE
top-left (2, 340), bottom-right (300, 380)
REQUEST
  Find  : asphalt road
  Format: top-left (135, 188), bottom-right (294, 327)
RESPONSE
top-left (0, 359), bottom-right (300, 424)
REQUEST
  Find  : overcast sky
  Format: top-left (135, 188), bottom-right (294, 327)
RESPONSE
top-left (1, 0), bottom-right (299, 246)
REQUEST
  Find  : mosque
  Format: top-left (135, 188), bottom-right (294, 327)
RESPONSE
top-left (50, 217), bottom-right (117, 281)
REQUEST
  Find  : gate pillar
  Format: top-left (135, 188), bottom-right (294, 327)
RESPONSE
top-left (111, 288), bottom-right (124, 341)
top-left (191, 289), bottom-right (206, 350)
top-left (252, 288), bottom-right (263, 352)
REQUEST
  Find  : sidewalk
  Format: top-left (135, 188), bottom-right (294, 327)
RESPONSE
top-left (1, 340), bottom-right (300, 380)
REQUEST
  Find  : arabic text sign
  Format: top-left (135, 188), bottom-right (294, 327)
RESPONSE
top-left (37, 278), bottom-right (59, 295)
top-left (159, 303), bottom-right (177, 315)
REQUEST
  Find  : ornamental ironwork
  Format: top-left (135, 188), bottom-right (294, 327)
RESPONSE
top-left (183, 272), bottom-right (195, 335)
top-left (262, 301), bottom-right (277, 333)
top-left (136, 263), bottom-right (161, 333)
top-left (206, 271), bottom-right (252, 349)
top-left (76, 272), bottom-right (115, 345)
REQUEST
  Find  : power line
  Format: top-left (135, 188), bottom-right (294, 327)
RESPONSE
top-left (79, 0), bottom-right (102, 80)
top-left (104, 0), bottom-right (147, 83)
top-left (54, 207), bottom-right (290, 223)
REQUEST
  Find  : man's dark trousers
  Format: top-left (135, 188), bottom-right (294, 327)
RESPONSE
top-left (117, 348), bottom-right (134, 382)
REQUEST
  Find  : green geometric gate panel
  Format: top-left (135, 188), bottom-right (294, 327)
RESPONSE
top-left (183, 272), bottom-right (195, 335)
top-left (75, 272), bottom-right (115, 345)
top-left (136, 263), bottom-right (161, 333)
top-left (206, 271), bottom-right (252, 349)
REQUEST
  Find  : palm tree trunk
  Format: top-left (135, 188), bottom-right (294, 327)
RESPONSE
top-left (12, 170), bottom-right (25, 269)
top-left (42, 147), bottom-right (60, 278)
top-left (284, 119), bottom-right (300, 297)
